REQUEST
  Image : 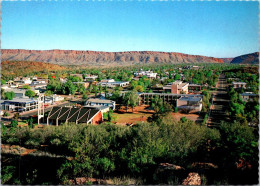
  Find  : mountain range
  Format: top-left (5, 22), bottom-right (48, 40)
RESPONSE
top-left (1, 49), bottom-right (258, 66)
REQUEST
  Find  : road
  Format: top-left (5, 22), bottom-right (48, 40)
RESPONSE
top-left (207, 74), bottom-right (230, 127)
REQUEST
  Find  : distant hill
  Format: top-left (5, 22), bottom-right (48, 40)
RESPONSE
top-left (230, 52), bottom-right (259, 65)
top-left (1, 61), bottom-right (66, 78)
top-left (1, 49), bottom-right (224, 66)
top-left (219, 58), bottom-right (234, 64)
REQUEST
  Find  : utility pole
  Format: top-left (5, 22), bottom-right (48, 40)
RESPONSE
top-left (38, 94), bottom-right (44, 125)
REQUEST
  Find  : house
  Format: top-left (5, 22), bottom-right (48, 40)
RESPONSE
top-left (30, 81), bottom-right (48, 89)
top-left (232, 82), bottom-right (247, 89)
top-left (70, 74), bottom-right (83, 79)
top-left (163, 81), bottom-right (189, 94)
top-left (59, 78), bottom-right (67, 83)
top-left (1, 98), bottom-right (38, 112)
top-left (85, 98), bottom-right (116, 110)
top-left (44, 94), bottom-right (64, 104)
top-left (177, 96), bottom-right (203, 113)
top-left (101, 79), bottom-right (115, 83)
top-left (134, 69), bottom-right (157, 79)
top-left (4, 88), bottom-right (39, 98)
top-left (47, 107), bottom-right (103, 126)
top-left (99, 81), bottom-right (129, 88)
top-left (84, 75), bottom-right (98, 81)
top-left (7, 80), bottom-right (19, 88)
top-left (14, 77), bottom-right (32, 85)
top-left (240, 92), bottom-right (258, 102)
top-left (134, 70), bottom-right (157, 79)
top-left (1, 84), bottom-right (9, 90)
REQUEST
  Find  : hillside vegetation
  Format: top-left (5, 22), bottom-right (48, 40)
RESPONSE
top-left (1, 61), bottom-right (66, 79)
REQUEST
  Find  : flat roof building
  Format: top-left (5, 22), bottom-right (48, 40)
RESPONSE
top-left (1, 98), bottom-right (38, 112)
top-left (47, 107), bottom-right (103, 126)
top-left (86, 98), bottom-right (116, 110)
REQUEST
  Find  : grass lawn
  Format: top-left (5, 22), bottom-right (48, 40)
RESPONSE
top-left (112, 112), bottom-right (152, 124)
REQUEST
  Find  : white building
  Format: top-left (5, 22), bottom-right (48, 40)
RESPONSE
top-left (14, 77), bottom-right (32, 85)
top-left (44, 94), bottom-right (64, 104)
top-left (134, 70), bottom-right (157, 79)
top-left (101, 79), bottom-right (115, 83)
top-left (84, 75), bottom-right (98, 81)
top-left (99, 81), bottom-right (129, 88)
top-left (85, 98), bottom-right (116, 110)
top-left (177, 96), bottom-right (202, 113)
top-left (232, 82), bottom-right (247, 89)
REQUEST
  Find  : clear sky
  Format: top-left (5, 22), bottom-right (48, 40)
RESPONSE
top-left (2, 1), bottom-right (259, 58)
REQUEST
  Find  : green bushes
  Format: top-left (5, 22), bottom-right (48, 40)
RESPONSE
top-left (1, 117), bottom-right (258, 184)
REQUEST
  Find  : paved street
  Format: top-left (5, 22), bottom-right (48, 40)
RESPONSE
top-left (207, 74), bottom-right (230, 127)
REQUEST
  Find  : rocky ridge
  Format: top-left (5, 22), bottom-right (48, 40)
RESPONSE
top-left (2, 49), bottom-right (224, 66)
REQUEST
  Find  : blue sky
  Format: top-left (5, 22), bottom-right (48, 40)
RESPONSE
top-left (2, 1), bottom-right (259, 58)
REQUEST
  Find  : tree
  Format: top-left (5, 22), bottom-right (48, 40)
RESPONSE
top-left (68, 76), bottom-right (83, 82)
top-left (107, 109), bottom-right (113, 122)
top-left (45, 90), bottom-right (53, 96)
top-left (22, 85), bottom-right (31, 90)
top-left (82, 93), bottom-right (88, 100)
top-left (180, 117), bottom-right (187, 123)
top-left (4, 91), bottom-right (15, 100)
top-left (10, 120), bottom-right (18, 128)
top-left (1, 88), bottom-right (5, 99)
top-left (174, 74), bottom-right (181, 80)
top-left (47, 78), bottom-right (62, 93)
top-left (3, 111), bottom-right (10, 117)
top-left (27, 117), bottom-right (34, 129)
top-left (134, 85), bottom-right (144, 92)
top-left (1, 79), bottom-right (6, 85)
top-left (62, 80), bottom-right (77, 95)
top-left (25, 90), bottom-right (36, 98)
top-left (124, 90), bottom-right (139, 112)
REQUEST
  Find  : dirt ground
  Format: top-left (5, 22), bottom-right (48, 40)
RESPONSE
top-left (113, 105), bottom-right (202, 125)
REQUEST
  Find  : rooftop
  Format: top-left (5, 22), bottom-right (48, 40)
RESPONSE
top-left (232, 82), bottom-right (247, 84)
top-left (48, 107), bottom-right (100, 123)
top-left (179, 96), bottom-right (202, 102)
top-left (87, 98), bottom-right (115, 104)
top-left (2, 98), bottom-right (38, 103)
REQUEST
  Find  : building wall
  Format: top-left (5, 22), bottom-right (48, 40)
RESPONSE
top-left (171, 84), bottom-right (178, 94)
top-left (92, 111), bottom-right (103, 124)
top-left (181, 85), bottom-right (189, 94)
